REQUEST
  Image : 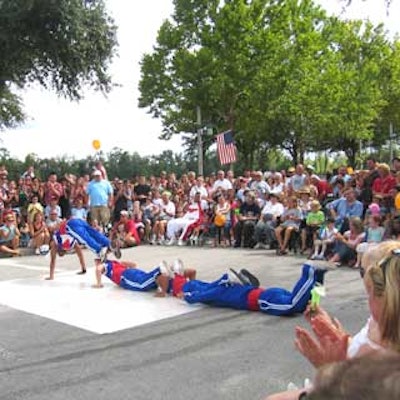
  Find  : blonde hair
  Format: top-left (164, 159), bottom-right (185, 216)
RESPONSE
top-left (366, 241), bottom-right (400, 352)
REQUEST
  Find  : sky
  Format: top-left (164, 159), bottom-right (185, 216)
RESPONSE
top-left (1, 0), bottom-right (399, 161)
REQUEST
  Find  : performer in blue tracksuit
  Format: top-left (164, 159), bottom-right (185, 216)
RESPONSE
top-left (93, 259), bottom-right (196, 297)
top-left (182, 264), bottom-right (325, 316)
top-left (62, 218), bottom-right (116, 259)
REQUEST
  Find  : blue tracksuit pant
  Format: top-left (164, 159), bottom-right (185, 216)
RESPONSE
top-left (258, 264), bottom-right (316, 316)
top-left (182, 264), bottom-right (317, 316)
top-left (66, 218), bottom-right (110, 254)
top-left (119, 267), bottom-right (161, 292)
top-left (183, 274), bottom-right (255, 310)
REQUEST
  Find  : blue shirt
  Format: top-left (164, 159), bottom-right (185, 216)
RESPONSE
top-left (86, 180), bottom-right (113, 207)
top-left (327, 198), bottom-right (363, 220)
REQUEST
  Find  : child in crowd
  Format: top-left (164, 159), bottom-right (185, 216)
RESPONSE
top-left (70, 196), bottom-right (88, 221)
top-left (354, 214), bottom-right (385, 268)
top-left (311, 217), bottom-right (337, 260)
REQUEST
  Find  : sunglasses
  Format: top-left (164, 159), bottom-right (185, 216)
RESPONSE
top-left (360, 248), bottom-right (400, 279)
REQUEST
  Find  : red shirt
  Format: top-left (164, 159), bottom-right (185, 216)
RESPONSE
top-left (110, 261), bottom-right (127, 285)
top-left (372, 175), bottom-right (396, 196)
top-left (172, 274), bottom-right (187, 296)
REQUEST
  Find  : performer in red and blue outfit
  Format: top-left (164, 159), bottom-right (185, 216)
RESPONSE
top-left (93, 258), bottom-right (196, 297)
top-left (181, 264), bottom-right (326, 316)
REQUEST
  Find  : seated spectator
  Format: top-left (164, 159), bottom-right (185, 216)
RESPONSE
top-left (275, 196), bottom-right (302, 255)
top-left (29, 211), bottom-right (50, 255)
top-left (233, 191), bottom-right (261, 248)
top-left (253, 193), bottom-right (284, 249)
top-left (326, 188), bottom-right (363, 233)
top-left (166, 192), bottom-right (207, 246)
top-left (46, 209), bottom-right (63, 236)
top-left (16, 213), bottom-right (30, 248)
top-left (44, 196), bottom-right (62, 219)
top-left (328, 216), bottom-right (365, 267)
top-left (0, 212), bottom-right (20, 256)
top-left (300, 200), bottom-right (325, 255)
top-left (151, 191), bottom-right (175, 244)
top-left (110, 210), bottom-right (141, 248)
top-left (210, 193), bottom-right (231, 247)
top-left (311, 217), bottom-right (337, 260)
top-left (355, 214), bottom-right (385, 268)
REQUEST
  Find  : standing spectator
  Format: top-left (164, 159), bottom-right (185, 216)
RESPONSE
top-left (86, 170), bottom-right (113, 228)
top-left (94, 160), bottom-right (108, 181)
top-left (134, 175), bottom-right (151, 207)
top-left (21, 165), bottom-right (35, 179)
top-left (30, 177), bottom-right (44, 205)
top-left (44, 172), bottom-right (63, 207)
top-left (113, 179), bottom-right (130, 222)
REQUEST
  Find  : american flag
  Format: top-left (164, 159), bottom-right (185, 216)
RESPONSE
top-left (216, 130), bottom-right (237, 165)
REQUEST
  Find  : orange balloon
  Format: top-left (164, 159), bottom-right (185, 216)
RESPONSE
top-left (92, 139), bottom-right (101, 150)
top-left (214, 214), bottom-right (226, 227)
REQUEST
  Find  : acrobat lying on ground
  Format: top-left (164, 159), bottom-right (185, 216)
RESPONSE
top-left (92, 257), bottom-right (326, 317)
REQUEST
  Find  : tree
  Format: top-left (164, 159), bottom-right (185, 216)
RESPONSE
top-left (0, 0), bottom-right (117, 129)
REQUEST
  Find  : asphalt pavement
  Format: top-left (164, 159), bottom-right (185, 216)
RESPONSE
top-left (0, 245), bottom-right (369, 400)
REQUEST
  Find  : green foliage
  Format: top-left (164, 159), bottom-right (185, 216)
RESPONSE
top-left (0, 0), bottom-right (117, 128)
top-left (138, 0), bottom-right (400, 167)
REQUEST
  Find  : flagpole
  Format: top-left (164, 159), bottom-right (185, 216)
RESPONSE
top-left (196, 106), bottom-right (204, 176)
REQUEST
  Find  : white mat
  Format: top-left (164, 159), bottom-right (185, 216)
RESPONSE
top-left (0, 264), bottom-right (201, 334)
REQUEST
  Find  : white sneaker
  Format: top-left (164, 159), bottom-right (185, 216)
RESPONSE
top-left (98, 246), bottom-right (108, 262)
top-left (166, 238), bottom-right (176, 246)
top-left (171, 259), bottom-right (184, 275)
top-left (253, 243), bottom-right (262, 250)
top-left (35, 248), bottom-right (40, 255)
top-left (178, 239), bottom-right (185, 246)
top-left (159, 260), bottom-right (170, 276)
top-left (310, 254), bottom-right (317, 260)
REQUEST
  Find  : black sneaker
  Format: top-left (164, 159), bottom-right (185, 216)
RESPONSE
top-left (239, 268), bottom-right (260, 288)
top-left (314, 268), bottom-right (328, 285)
top-left (228, 268), bottom-right (248, 286)
top-left (111, 240), bottom-right (121, 259)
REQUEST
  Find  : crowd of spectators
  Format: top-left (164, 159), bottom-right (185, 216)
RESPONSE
top-left (1, 158), bottom-right (400, 266)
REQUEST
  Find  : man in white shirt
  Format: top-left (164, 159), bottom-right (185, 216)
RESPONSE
top-left (212, 170), bottom-right (233, 194)
top-left (253, 193), bottom-right (284, 249)
top-left (189, 176), bottom-right (208, 200)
